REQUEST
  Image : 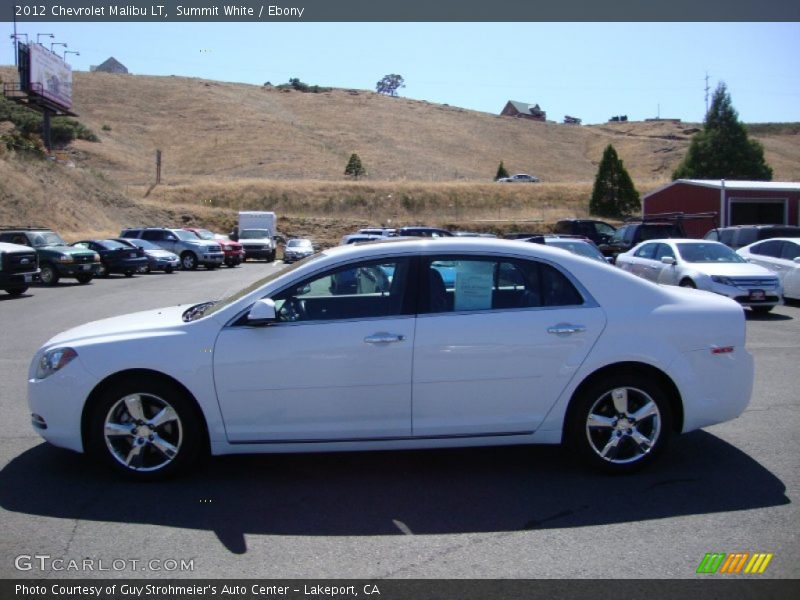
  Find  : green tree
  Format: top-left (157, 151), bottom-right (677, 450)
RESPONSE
top-left (673, 82), bottom-right (772, 181)
top-left (590, 144), bottom-right (641, 218)
top-left (344, 153), bottom-right (366, 179)
top-left (494, 161), bottom-right (509, 181)
top-left (376, 74), bottom-right (405, 96)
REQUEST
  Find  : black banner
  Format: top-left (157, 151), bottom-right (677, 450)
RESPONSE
top-left (5, 0), bottom-right (800, 22)
top-left (4, 580), bottom-right (800, 600)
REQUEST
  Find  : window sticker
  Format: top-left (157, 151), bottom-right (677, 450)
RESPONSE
top-left (454, 261), bottom-right (494, 311)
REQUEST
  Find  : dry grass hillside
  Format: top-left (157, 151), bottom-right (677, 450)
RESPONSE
top-left (1, 66), bottom-right (799, 244)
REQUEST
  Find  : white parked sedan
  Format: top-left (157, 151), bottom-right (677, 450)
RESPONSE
top-left (28, 238), bottom-right (753, 480)
top-left (737, 237), bottom-right (800, 301)
top-left (616, 239), bottom-right (782, 314)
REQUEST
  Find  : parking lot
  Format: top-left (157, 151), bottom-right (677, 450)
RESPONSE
top-left (0, 263), bottom-right (798, 579)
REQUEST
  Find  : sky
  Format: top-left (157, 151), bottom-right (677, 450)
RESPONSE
top-left (2, 22), bottom-right (799, 124)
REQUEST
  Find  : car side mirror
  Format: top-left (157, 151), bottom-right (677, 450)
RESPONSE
top-left (661, 256), bottom-right (676, 265)
top-left (247, 298), bottom-right (277, 325)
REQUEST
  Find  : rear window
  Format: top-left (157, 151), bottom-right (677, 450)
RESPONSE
top-left (638, 224), bottom-right (682, 241)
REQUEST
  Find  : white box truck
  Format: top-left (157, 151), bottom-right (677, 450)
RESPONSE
top-left (236, 211), bottom-right (277, 262)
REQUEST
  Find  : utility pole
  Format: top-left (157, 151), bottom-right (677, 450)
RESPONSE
top-left (704, 71), bottom-right (711, 117)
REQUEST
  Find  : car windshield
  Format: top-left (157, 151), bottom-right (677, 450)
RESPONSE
top-left (677, 243), bottom-right (746, 263)
top-left (127, 239), bottom-right (159, 250)
top-left (99, 240), bottom-right (127, 250)
top-left (191, 229), bottom-right (215, 240)
top-left (173, 230), bottom-right (199, 241)
top-left (548, 240), bottom-right (605, 262)
top-left (32, 232), bottom-right (67, 247)
top-left (200, 255), bottom-right (322, 320)
top-left (287, 239), bottom-right (312, 248)
top-left (240, 229), bottom-right (270, 239)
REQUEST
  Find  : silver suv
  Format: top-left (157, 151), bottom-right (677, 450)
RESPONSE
top-left (120, 228), bottom-right (224, 270)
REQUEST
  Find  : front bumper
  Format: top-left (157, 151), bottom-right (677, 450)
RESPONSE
top-left (0, 269), bottom-right (40, 287)
top-left (57, 263), bottom-right (102, 277)
top-left (708, 281), bottom-right (782, 308)
top-left (199, 252), bottom-right (225, 266)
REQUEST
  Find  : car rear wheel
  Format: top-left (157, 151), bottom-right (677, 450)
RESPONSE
top-left (181, 252), bottom-right (198, 271)
top-left (5, 287), bottom-right (27, 296)
top-left (124, 270), bottom-right (134, 278)
top-left (165, 266), bottom-right (174, 274)
top-left (39, 264), bottom-right (59, 286)
top-left (97, 264), bottom-right (108, 277)
top-left (87, 378), bottom-right (204, 480)
top-left (568, 373), bottom-right (671, 474)
top-left (76, 274), bottom-right (93, 284)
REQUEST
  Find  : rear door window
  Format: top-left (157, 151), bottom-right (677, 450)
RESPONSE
top-left (751, 240), bottom-right (783, 257)
top-left (780, 242), bottom-right (800, 261)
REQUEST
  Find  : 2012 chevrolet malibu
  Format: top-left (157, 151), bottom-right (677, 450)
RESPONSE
top-left (28, 238), bottom-right (753, 480)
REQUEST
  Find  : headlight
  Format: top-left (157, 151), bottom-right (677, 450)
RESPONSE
top-left (711, 275), bottom-right (735, 286)
top-left (58, 254), bottom-right (74, 264)
top-left (36, 347), bottom-right (78, 380)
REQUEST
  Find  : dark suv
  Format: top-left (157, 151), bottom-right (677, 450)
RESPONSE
top-left (601, 222), bottom-right (685, 260)
top-left (0, 227), bottom-right (100, 285)
top-left (0, 241), bottom-right (39, 296)
top-left (704, 225), bottom-right (800, 250)
top-left (120, 228), bottom-right (224, 270)
top-left (553, 219), bottom-right (617, 245)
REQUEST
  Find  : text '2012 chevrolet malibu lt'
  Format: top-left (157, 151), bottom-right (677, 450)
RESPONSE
top-left (28, 238), bottom-right (753, 479)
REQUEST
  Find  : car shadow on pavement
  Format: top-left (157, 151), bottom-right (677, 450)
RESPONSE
top-left (0, 431), bottom-right (788, 555)
top-left (746, 311), bottom-right (792, 321)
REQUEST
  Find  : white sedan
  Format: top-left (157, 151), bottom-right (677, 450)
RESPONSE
top-left (616, 239), bottom-right (782, 314)
top-left (28, 238), bottom-right (753, 480)
top-left (737, 237), bottom-right (800, 301)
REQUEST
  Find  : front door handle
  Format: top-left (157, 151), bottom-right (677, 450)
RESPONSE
top-left (364, 333), bottom-right (406, 344)
top-left (547, 324), bottom-right (586, 335)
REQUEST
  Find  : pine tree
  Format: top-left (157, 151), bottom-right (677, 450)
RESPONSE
top-left (495, 161), bottom-right (509, 181)
top-left (673, 82), bottom-right (772, 181)
top-left (344, 153), bottom-right (366, 179)
top-left (590, 145), bottom-right (641, 218)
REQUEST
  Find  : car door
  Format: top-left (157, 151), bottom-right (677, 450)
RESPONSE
top-left (213, 257), bottom-right (416, 442)
top-left (652, 243), bottom-right (678, 284)
top-left (619, 242), bottom-right (656, 278)
top-left (779, 241), bottom-right (800, 299)
top-left (746, 240), bottom-right (783, 272)
top-left (411, 254), bottom-right (605, 436)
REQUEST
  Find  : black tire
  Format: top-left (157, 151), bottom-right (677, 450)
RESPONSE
top-left (750, 305), bottom-right (773, 314)
top-left (124, 270), bottom-right (134, 278)
top-left (97, 263), bottom-right (109, 278)
top-left (5, 287), bottom-right (27, 296)
top-left (164, 266), bottom-right (174, 274)
top-left (679, 279), bottom-right (696, 289)
top-left (76, 274), bottom-right (93, 284)
top-left (87, 376), bottom-right (205, 480)
top-left (180, 252), bottom-right (198, 271)
top-left (206, 263), bottom-right (218, 271)
top-left (39, 263), bottom-right (60, 286)
top-left (267, 250), bottom-right (276, 263)
top-left (567, 372), bottom-right (672, 474)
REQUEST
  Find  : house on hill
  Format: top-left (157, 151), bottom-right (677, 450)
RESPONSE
top-left (500, 100), bottom-right (546, 121)
top-left (90, 57), bottom-right (129, 74)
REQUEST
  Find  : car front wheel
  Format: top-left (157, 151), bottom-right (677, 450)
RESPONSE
top-left (181, 252), bottom-right (198, 270)
top-left (39, 264), bottom-right (59, 286)
top-left (88, 378), bottom-right (204, 480)
top-left (568, 373), bottom-right (671, 474)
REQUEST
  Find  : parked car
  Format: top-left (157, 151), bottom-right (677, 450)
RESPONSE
top-left (113, 238), bottom-right (180, 274)
top-left (120, 228), bottom-right (224, 271)
top-left (283, 238), bottom-right (315, 263)
top-left (616, 239), bottom-right (782, 313)
top-left (554, 219), bottom-right (617, 246)
top-left (340, 234), bottom-right (384, 245)
top-left (704, 224), bottom-right (800, 249)
top-left (28, 238), bottom-right (753, 480)
top-left (738, 238), bottom-right (800, 301)
top-left (0, 227), bottom-right (101, 285)
top-left (497, 173), bottom-right (540, 183)
top-left (72, 240), bottom-right (148, 278)
top-left (395, 226), bottom-right (453, 238)
top-left (237, 228), bottom-right (276, 262)
top-left (0, 241), bottom-right (39, 296)
top-left (601, 221), bottom-right (685, 260)
top-left (358, 228), bottom-right (396, 237)
top-left (525, 236), bottom-right (610, 263)
top-left (184, 228), bottom-right (244, 268)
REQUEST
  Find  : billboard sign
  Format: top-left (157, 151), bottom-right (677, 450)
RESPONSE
top-left (28, 43), bottom-right (73, 110)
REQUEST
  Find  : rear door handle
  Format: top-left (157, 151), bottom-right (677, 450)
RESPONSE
top-left (547, 324), bottom-right (586, 335)
top-left (364, 333), bottom-right (406, 344)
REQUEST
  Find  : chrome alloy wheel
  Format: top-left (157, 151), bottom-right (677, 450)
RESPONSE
top-left (585, 387), bottom-right (661, 465)
top-left (103, 393), bottom-right (183, 472)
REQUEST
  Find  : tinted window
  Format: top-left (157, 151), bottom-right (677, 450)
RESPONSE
top-left (141, 230), bottom-right (164, 241)
top-left (703, 229), bottom-right (719, 241)
top-left (272, 258), bottom-right (411, 323)
top-left (750, 240), bottom-right (783, 258)
top-left (120, 230), bottom-right (140, 239)
top-left (421, 257), bottom-right (583, 314)
top-left (595, 222), bottom-right (616, 236)
top-left (718, 230), bottom-right (734, 245)
top-left (734, 228), bottom-right (758, 247)
top-left (638, 224), bottom-right (681, 241)
top-left (634, 243), bottom-right (657, 259)
top-left (677, 243), bottom-right (745, 263)
top-left (781, 242), bottom-right (800, 261)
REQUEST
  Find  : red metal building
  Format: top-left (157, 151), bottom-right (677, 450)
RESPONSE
top-left (643, 179), bottom-right (800, 238)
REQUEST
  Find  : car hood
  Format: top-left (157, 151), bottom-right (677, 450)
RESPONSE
top-left (43, 245), bottom-right (95, 256)
top-left (42, 305), bottom-right (190, 349)
top-left (686, 262), bottom-right (775, 278)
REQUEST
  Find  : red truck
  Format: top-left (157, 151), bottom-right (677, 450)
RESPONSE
top-left (183, 228), bottom-right (245, 267)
